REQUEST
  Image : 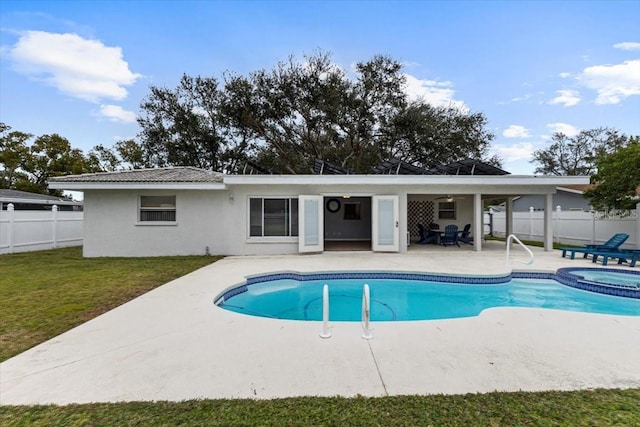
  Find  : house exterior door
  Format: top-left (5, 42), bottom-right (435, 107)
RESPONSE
top-left (298, 195), bottom-right (324, 253)
top-left (372, 195), bottom-right (399, 252)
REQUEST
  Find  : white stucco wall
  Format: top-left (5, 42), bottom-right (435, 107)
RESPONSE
top-left (87, 184), bottom-right (476, 257)
top-left (83, 189), bottom-right (226, 257)
top-left (220, 183), bottom-right (410, 255)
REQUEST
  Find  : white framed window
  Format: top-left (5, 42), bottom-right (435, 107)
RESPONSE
top-left (139, 195), bottom-right (176, 222)
top-left (249, 197), bottom-right (298, 237)
top-left (438, 201), bottom-right (456, 220)
top-left (344, 202), bottom-right (361, 220)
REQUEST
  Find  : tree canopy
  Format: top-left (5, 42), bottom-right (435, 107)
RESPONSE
top-left (135, 51), bottom-right (499, 173)
top-left (584, 138), bottom-right (640, 211)
top-left (0, 123), bottom-right (99, 195)
top-left (530, 127), bottom-right (630, 176)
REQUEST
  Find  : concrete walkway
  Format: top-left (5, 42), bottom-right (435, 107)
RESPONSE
top-left (1, 242), bottom-right (640, 404)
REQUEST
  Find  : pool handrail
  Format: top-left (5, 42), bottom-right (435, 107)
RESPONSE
top-left (506, 234), bottom-right (534, 267)
top-left (319, 284), bottom-right (331, 339)
top-left (361, 284), bottom-right (373, 339)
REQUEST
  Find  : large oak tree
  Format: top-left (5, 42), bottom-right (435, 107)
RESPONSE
top-left (531, 128), bottom-right (630, 176)
top-left (0, 123), bottom-right (99, 195)
top-left (136, 51), bottom-right (498, 174)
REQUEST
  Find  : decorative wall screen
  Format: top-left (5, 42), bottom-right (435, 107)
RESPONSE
top-left (407, 200), bottom-right (435, 242)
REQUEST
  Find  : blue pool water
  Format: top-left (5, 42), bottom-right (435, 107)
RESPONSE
top-left (568, 269), bottom-right (640, 288)
top-left (217, 276), bottom-right (640, 321)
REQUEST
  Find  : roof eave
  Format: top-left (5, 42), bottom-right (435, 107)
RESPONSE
top-left (222, 174), bottom-right (591, 186)
top-left (0, 197), bottom-right (82, 205)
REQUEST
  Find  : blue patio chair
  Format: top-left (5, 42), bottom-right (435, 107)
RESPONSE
top-left (440, 224), bottom-right (460, 247)
top-left (458, 224), bottom-right (472, 245)
top-left (559, 233), bottom-right (629, 259)
top-left (417, 223), bottom-right (438, 244)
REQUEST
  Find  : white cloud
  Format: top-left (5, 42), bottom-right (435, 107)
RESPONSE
top-left (403, 73), bottom-right (467, 110)
top-left (99, 104), bottom-right (137, 123)
top-left (546, 122), bottom-right (579, 136)
top-left (613, 42), bottom-right (640, 51)
top-left (502, 125), bottom-right (531, 138)
top-left (510, 93), bottom-right (532, 102)
top-left (491, 142), bottom-right (535, 162)
top-left (548, 89), bottom-right (581, 107)
top-left (9, 31), bottom-right (141, 103)
top-left (559, 72), bottom-right (571, 78)
top-left (577, 59), bottom-right (640, 104)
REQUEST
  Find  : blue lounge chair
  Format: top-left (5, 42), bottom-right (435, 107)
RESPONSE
top-left (559, 233), bottom-right (630, 259)
top-left (591, 249), bottom-right (640, 267)
top-left (417, 223), bottom-right (438, 244)
top-left (458, 224), bottom-right (472, 245)
top-left (440, 224), bottom-right (460, 247)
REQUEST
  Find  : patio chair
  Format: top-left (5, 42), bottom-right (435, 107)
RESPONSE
top-left (440, 224), bottom-right (460, 247)
top-left (559, 233), bottom-right (630, 259)
top-left (417, 223), bottom-right (438, 244)
top-left (458, 223), bottom-right (472, 245)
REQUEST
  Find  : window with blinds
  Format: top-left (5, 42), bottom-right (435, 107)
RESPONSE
top-left (139, 196), bottom-right (176, 222)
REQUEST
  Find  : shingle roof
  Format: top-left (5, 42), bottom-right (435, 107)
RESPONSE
top-left (557, 184), bottom-right (597, 193)
top-left (48, 167), bottom-right (224, 183)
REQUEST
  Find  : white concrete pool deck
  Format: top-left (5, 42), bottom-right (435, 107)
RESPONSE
top-left (1, 242), bottom-right (640, 405)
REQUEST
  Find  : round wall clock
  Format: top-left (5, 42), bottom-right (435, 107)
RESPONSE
top-left (326, 198), bottom-right (341, 213)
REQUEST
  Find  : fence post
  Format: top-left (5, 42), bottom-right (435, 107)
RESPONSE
top-left (591, 209), bottom-right (596, 245)
top-left (52, 205), bottom-right (58, 249)
top-left (555, 205), bottom-right (561, 244)
top-left (636, 203), bottom-right (640, 249)
top-left (488, 207), bottom-right (494, 237)
top-left (8, 203), bottom-right (15, 254)
top-left (529, 206), bottom-right (534, 240)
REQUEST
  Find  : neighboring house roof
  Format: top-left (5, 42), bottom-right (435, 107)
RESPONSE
top-left (556, 184), bottom-right (596, 194)
top-left (557, 184), bottom-right (640, 197)
top-left (0, 189), bottom-right (81, 206)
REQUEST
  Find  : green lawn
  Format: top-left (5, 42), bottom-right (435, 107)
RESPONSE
top-left (1, 390), bottom-right (639, 426)
top-left (0, 246), bottom-right (217, 362)
top-left (2, 247), bottom-right (639, 426)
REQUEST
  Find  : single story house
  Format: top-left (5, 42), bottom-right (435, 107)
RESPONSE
top-left (48, 162), bottom-right (589, 257)
top-left (512, 185), bottom-right (595, 212)
top-left (0, 189), bottom-right (83, 211)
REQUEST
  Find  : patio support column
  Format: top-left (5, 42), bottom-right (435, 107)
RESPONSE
top-left (635, 202), bottom-right (640, 249)
top-left (543, 193), bottom-right (553, 251)
top-left (473, 193), bottom-right (482, 252)
top-left (400, 192), bottom-right (408, 253)
top-left (505, 197), bottom-right (513, 242)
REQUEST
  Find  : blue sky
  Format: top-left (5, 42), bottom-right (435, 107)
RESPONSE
top-left (1, 0), bottom-right (639, 174)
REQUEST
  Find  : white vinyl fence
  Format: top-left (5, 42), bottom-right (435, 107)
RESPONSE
top-left (486, 203), bottom-right (640, 249)
top-left (0, 204), bottom-right (83, 254)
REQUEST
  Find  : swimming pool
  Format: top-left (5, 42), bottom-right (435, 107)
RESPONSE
top-left (215, 269), bottom-right (640, 321)
top-left (561, 268), bottom-right (640, 288)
